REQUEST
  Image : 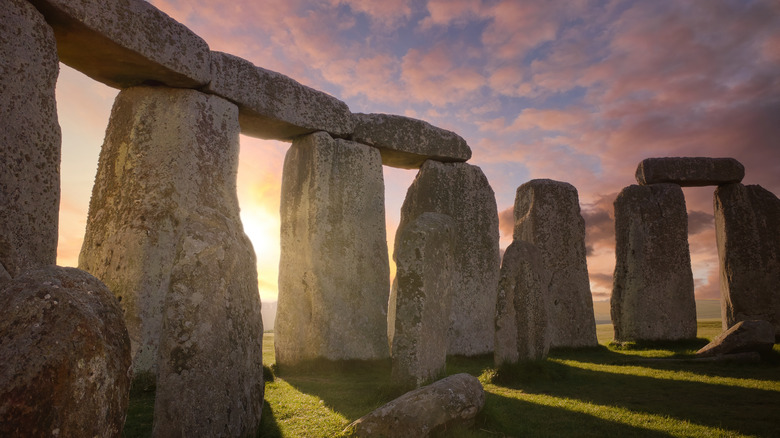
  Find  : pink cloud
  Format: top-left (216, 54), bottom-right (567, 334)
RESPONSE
top-left (333, 0), bottom-right (414, 29)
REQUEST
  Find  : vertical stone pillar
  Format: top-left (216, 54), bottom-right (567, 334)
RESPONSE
top-left (514, 179), bottom-right (597, 347)
top-left (714, 183), bottom-right (780, 339)
top-left (398, 160), bottom-right (500, 356)
top-left (390, 212), bottom-right (455, 387)
top-left (494, 240), bottom-right (551, 365)
top-left (276, 131), bottom-right (390, 367)
top-left (78, 87), bottom-right (263, 436)
top-left (0, 0), bottom-right (61, 277)
top-left (611, 184), bottom-right (696, 342)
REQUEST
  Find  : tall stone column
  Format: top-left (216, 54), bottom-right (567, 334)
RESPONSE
top-left (714, 183), bottom-right (780, 339)
top-left (78, 86), bottom-right (263, 436)
top-left (398, 160), bottom-right (500, 356)
top-left (514, 179), bottom-right (597, 347)
top-left (1, 0), bottom-right (61, 277)
top-left (390, 212), bottom-right (455, 387)
top-left (276, 131), bottom-right (390, 367)
top-left (611, 184), bottom-right (696, 342)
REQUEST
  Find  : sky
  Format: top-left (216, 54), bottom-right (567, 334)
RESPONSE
top-left (55, 0), bottom-right (780, 304)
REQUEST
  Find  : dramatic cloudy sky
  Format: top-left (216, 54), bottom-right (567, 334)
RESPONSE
top-left (55, 0), bottom-right (780, 304)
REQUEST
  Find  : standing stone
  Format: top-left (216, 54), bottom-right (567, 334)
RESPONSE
top-left (277, 132), bottom-right (390, 367)
top-left (494, 240), bottom-right (551, 366)
top-left (0, 266), bottom-right (131, 438)
top-left (514, 179), bottom-right (597, 347)
top-left (714, 183), bottom-right (780, 339)
top-left (398, 160), bottom-right (500, 356)
top-left (611, 184), bottom-right (696, 342)
top-left (1, 0), bottom-right (61, 276)
top-left (390, 212), bottom-right (455, 387)
top-left (635, 157), bottom-right (745, 187)
top-left (77, 87), bottom-right (263, 436)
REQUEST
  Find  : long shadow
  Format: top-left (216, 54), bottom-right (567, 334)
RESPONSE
top-left (493, 358), bottom-right (780, 437)
top-left (258, 401), bottom-right (283, 438)
top-left (473, 391), bottom-right (675, 438)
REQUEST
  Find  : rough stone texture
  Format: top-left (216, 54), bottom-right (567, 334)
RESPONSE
top-left (390, 212), bottom-right (455, 387)
top-left (696, 320), bottom-right (776, 358)
top-left (714, 183), bottom-right (780, 339)
top-left (0, 266), bottom-right (131, 438)
top-left (1, 0), bottom-right (61, 276)
top-left (611, 184), bottom-right (696, 342)
top-left (345, 373), bottom-right (485, 438)
top-left (494, 240), bottom-right (551, 366)
top-left (277, 131), bottom-right (390, 367)
top-left (513, 179), bottom-right (597, 347)
top-left (352, 113), bottom-right (472, 169)
top-left (205, 51), bottom-right (354, 140)
top-left (28, 0), bottom-right (210, 89)
top-left (77, 87), bottom-right (263, 436)
top-left (635, 157), bottom-right (745, 187)
top-left (398, 160), bottom-right (500, 356)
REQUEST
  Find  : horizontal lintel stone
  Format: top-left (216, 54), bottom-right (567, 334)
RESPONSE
top-left (635, 157), bottom-right (745, 187)
top-left (351, 113), bottom-right (472, 169)
top-left (29, 0), bottom-right (211, 89)
top-left (205, 51), bottom-right (354, 141)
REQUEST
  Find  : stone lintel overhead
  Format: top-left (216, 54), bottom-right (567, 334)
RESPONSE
top-left (352, 113), bottom-right (472, 169)
top-left (29, 0), bottom-right (211, 89)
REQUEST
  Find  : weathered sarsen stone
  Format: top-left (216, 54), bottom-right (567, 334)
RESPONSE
top-left (635, 157), bottom-right (744, 187)
top-left (277, 132), bottom-right (390, 367)
top-left (398, 160), bottom-right (500, 356)
top-left (714, 183), bottom-right (780, 339)
top-left (28, 0), bottom-right (210, 88)
top-left (0, 266), bottom-right (131, 438)
top-left (514, 179), bottom-right (597, 347)
top-left (390, 212), bottom-right (455, 387)
top-left (78, 87), bottom-right (263, 436)
top-left (696, 320), bottom-right (775, 358)
top-left (352, 113), bottom-right (472, 169)
top-left (611, 184), bottom-right (696, 342)
top-left (495, 240), bottom-right (551, 365)
top-left (1, 0), bottom-right (61, 276)
top-left (205, 51), bottom-right (354, 140)
top-left (345, 373), bottom-right (485, 438)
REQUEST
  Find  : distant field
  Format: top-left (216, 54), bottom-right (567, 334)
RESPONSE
top-left (593, 299), bottom-right (721, 324)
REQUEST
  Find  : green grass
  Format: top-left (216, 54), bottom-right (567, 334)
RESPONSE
top-left (125, 323), bottom-right (780, 437)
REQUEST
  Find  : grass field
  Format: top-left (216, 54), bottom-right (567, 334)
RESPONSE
top-left (125, 321), bottom-right (780, 437)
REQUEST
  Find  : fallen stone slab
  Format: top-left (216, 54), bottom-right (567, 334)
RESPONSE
top-left (495, 240), bottom-right (551, 366)
top-left (514, 179), bottom-right (597, 348)
top-left (697, 320), bottom-right (776, 358)
top-left (612, 184), bottom-right (697, 342)
top-left (390, 212), bottom-right (455, 387)
top-left (635, 157), bottom-right (744, 187)
top-left (0, 266), bottom-right (131, 438)
top-left (1, 0), bottom-right (61, 276)
top-left (344, 373), bottom-right (485, 437)
top-left (352, 113), bottom-right (472, 169)
top-left (29, 0), bottom-right (211, 89)
top-left (206, 51), bottom-right (354, 140)
top-left (714, 183), bottom-right (780, 339)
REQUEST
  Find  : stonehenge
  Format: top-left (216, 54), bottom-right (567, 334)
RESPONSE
top-left (612, 156), bottom-right (779, 343)
top-left (5, 0), bottom-right (779, 435)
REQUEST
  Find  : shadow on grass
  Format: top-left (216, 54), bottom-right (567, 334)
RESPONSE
top-left (258, 401), bottom-right (283, 438)
top-left (276, 357), bottom-right (402, 421)
top-left (486, 350), bottom-right (780, 437)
